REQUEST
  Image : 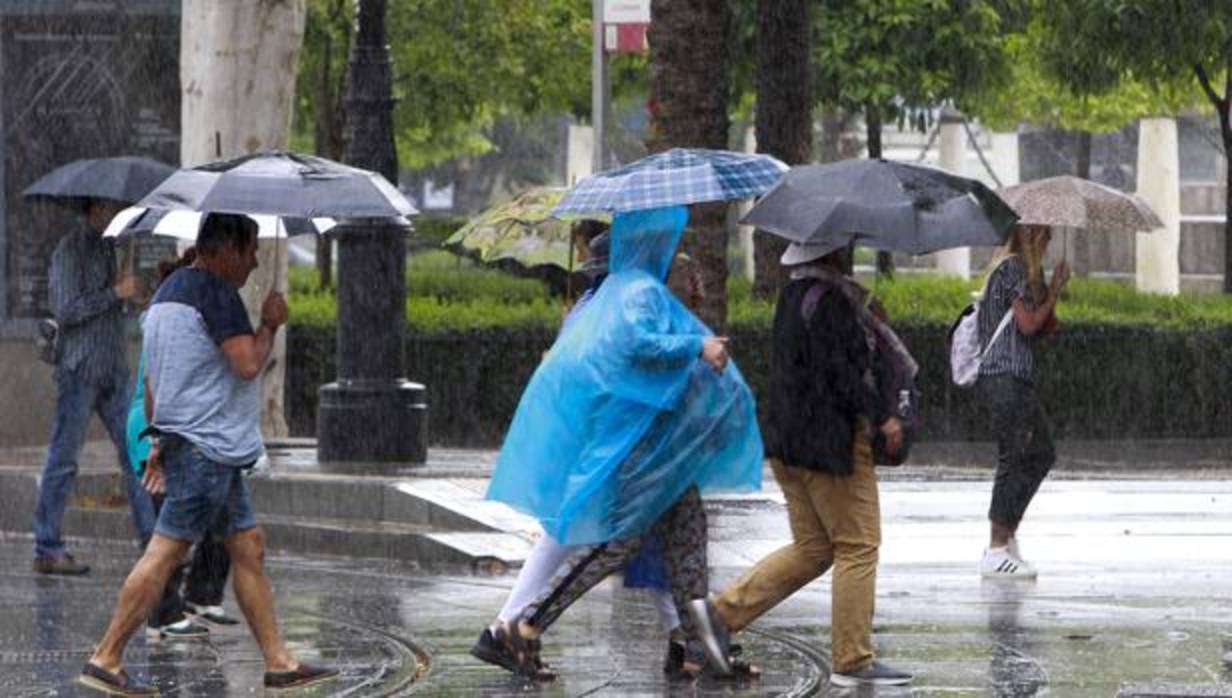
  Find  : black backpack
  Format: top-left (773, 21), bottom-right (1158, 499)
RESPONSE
top-left (802, 281), bottom-right (919, 466)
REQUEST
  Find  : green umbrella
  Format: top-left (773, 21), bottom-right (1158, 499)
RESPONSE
top-left (446, 187), bottom-right (610, 272)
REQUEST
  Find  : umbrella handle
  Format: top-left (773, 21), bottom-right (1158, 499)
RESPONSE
top-left (566, 230), bottom-right (574, 302)
top-left (272, 232), bottom-right (283, 296)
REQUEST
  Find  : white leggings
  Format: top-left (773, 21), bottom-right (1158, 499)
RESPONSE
top-left (497, 533), bottom-right (680, 631)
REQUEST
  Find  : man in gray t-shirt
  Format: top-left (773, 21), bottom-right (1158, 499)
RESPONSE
top-left (80, 214), bottom-right (336, 696)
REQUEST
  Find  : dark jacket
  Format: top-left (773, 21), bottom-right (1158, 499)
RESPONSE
top-left (763, 276), bottom-right (883, 476)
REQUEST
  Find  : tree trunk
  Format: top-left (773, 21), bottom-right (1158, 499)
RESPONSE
top-left (751, 0), bottom-right (812, 300)
top-left (1220, 80), bottom-right (1232, 293)
top-left (1076, 130), bottom-right (1092, 179)
top-left (820, 107), bottom-right (860, 163)
top-left (1222, 142), bottom-right (1232, 295)
top-left (866, 103), bottom-right (893, 278)
top-left (181, 0), bottom-right (307, 439)
top-left (648, 0), bottom-right (733, 330)
top-left (311, 2), bottom-right (349, 291)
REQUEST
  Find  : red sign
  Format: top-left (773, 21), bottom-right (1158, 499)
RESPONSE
top-left (605, 22), bottom-right (648, 54)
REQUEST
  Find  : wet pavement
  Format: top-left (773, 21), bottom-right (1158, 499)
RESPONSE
top-left (3, 472), bottom-right (1232, 696)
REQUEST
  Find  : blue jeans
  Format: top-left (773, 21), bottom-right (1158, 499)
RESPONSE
top-left (155, 435), bottom-right (256, 543)
top-left (33, 366), bottom-right (156, 558)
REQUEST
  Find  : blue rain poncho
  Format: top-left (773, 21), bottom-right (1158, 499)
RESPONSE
top-left (487, 206), bottom-right (763, 545)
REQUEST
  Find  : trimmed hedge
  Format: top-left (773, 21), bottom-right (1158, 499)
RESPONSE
top-left (286, 269), bottom-right (1232, 445)
top-left (287, 323), bottom-right (1232, 447)
top-left (292, 270), bottom-right (1232, 334)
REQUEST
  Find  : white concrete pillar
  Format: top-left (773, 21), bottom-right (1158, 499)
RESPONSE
top-left (989, 131), bottom-right (1020, 187)
top-left (566, 123), bottom-right (594, 185)
top-left (933, 110), bottom-right (970, 278)
top-left (1135, 118), bottom-right (1181, 295)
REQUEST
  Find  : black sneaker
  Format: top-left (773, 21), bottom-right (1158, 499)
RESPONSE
top-left (663, 640), bottom-right (685, 676)
top-left (146, 619), bottom-right (209, 640)
top-left (186, 603), bottom-right (239, 626)
top-left (33, 554), bottom-right (89, 576)
top-left (686, 597), bottom-right (732, 675)
top-left (829, 660), bottom-right (913, 687)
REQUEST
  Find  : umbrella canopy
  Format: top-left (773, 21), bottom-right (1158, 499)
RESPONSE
top-left (102, 206), bottom-right (340, 241)
top-left (446, 187), bottom-right (610, 271)
top-left (997, 175), bottom-right (1162, 235)
top-left (551, 148), bottom-right (787, 216)
top-left (740, 159), bottom-right (1018, 254)
top-left (137, 150), bottom-right (417, 220)
top-left (22, 156), bottom-right (175, 209)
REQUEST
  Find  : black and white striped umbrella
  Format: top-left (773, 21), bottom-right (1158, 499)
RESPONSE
top-left (103, 206), bottom-right (338, 241)
top-left (133, 150), bottom-right (416, 221)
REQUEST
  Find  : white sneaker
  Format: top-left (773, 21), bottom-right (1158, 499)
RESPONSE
top-left (1007, 537), bottom-right (1023, 560)
top-left (981, 547), bottom-right (1037, 579)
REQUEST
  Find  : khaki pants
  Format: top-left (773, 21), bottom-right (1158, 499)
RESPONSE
top-left (714, 433), bottom-right (880, 673)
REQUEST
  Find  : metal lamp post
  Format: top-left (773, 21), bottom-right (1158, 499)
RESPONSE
top-left (317, 0), bottom-right (428, 467)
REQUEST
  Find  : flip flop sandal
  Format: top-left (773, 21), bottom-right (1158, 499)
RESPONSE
top-left (472, 624), bottom-right (556, 681)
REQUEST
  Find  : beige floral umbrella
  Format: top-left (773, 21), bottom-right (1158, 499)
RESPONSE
top-left (997, 175), bottom-right (1162, 235)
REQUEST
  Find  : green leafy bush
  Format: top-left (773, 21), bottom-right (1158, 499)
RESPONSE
top-left (292, 264), bottom-right (1232, 335)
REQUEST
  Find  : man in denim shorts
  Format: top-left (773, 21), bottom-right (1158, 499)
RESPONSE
top-left (79, 214), bottom-right (335, 696)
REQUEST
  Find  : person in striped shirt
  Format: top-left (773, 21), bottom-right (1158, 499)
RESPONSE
top-left (977, 224), bottom-right (1070, 579)
top-left (33, 198), bottom-right (154, 576)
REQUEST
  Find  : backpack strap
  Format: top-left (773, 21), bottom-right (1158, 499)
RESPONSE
top-left (800, 280), bottom-right (831, 327)
top-left (983, 307), bottom-right (1015, 357)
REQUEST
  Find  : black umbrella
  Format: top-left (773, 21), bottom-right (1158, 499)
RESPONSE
top-left (741, 159), bottom-right (1018, 254)
top-left (22, 156), bottom-right (175, 209)
top-left (136, 150), bottom-right (416, 220)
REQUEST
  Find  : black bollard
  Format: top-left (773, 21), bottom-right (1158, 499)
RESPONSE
top-left (316, 0), bottom-right (428, 467)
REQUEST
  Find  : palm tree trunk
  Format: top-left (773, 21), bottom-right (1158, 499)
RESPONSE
top-left (648, 0), bottom-right (733, 330)
top-left (752, 0), bottom-right (813, 300)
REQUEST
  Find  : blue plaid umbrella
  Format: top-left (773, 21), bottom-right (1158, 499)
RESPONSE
top-left (551, 148), bottom-right (787, 216)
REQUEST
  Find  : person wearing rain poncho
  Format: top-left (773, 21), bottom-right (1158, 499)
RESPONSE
top-left (471, 206), bottom-right (763, 681)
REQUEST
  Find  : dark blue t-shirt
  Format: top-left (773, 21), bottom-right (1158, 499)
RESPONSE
top-left (151, 268), bottom-right (253, 344)
top-left (144, 267), bottom-right (261, 465)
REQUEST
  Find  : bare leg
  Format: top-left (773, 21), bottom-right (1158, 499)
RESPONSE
top-left (89, 535), bottom-right (191, 672)
top-left (224, 527), bottom-right (296, 672)
top-left (989, 520), bottom-right (1014, 549)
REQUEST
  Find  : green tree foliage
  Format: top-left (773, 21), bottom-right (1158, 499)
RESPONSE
top-left (1033, 0), bottom-right (1232, 291)
top-left (294, 0), bottom-right (594, 170)
top-left (812, 0), bottom-right (1013, 275)
top-left (814, 0), bottom-right (1011, 124)
top-left (968, 12), bottom-right (1200, 134)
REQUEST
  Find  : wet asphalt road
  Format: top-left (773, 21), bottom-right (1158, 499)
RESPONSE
top-left (2, 473), bottom-right (1231, 696)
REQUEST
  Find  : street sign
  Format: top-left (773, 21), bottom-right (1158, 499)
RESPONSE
top-left (602, 0), bottom-right (648, 54)
top-left (602, 0), bottom-right (649, 24)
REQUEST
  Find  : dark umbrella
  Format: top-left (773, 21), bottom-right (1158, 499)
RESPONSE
top-left (136, 150), bottom-right (415, 219)
top-left (741, 159), bottom-right (1018, 254)
top-left (22, 156), bottom-right (175, 209)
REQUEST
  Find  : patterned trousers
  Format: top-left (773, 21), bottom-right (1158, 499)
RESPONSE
top-left (523, 486), bottom-right (708, 645)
